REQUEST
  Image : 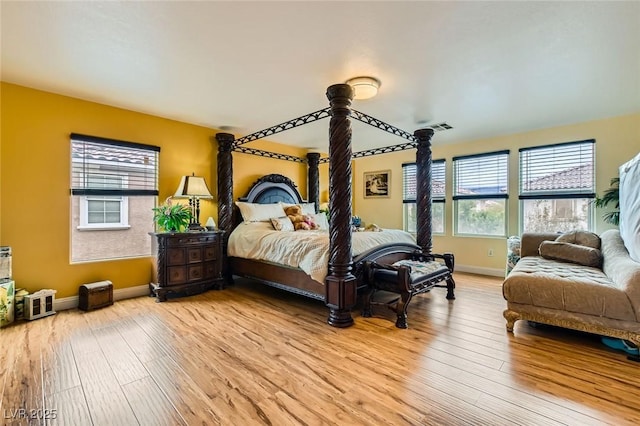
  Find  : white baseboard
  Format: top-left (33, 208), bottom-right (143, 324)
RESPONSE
top-left (54, 284), bottom-right (149, 311)
top-left (53, 267), bottom-right (503, 311)
top-left (454, 264), bottom-right (505, 278)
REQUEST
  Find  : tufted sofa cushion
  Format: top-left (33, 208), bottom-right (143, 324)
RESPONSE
top-left (503, 256), bottom-right (637, 322)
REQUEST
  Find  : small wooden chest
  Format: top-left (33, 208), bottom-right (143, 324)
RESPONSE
top-left (79, 280), bottom-right (113, 311)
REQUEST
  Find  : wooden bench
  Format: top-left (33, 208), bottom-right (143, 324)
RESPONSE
top-left (362, 252), bottom-right (455, 328)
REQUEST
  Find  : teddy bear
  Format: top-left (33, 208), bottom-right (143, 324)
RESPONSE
top-left (365, 223), bottom-right (382, 232)
top-left (284, 205), bottom-right (319, 231)
top-left (303, 215), bottom-right (319, 230)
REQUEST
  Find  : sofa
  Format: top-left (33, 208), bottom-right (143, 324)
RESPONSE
top-left (502, 229), bottom-right (640, 352)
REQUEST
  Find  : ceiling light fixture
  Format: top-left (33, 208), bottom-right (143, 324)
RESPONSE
top-left (345, 76), bottom-right (381, 100)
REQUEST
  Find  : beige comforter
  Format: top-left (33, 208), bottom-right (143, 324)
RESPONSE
top-left (228, 222), bottom-right (416, 283)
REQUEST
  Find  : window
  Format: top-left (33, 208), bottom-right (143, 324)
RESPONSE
top-left (402, 160), bottom-right (445, 234)
top-left (453, 151), bottom-right (509, 236)
top-left (78, 175), bottom-right (129, 229)
top-left (519, 140), bottom-right (595, 233)
top-left (71, 134), bottom-right (159, 263)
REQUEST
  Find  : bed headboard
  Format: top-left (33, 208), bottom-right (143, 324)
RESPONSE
top-left (239, 174), bottom-right (304, 205)
top-left (233, 174), bottom-right (304, 228)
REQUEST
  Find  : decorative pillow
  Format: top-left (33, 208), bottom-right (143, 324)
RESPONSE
top-left (555, 230), bottom-right (601, 249)
top-left (539, 241), bottom-right (602, 268)
top-left (309, 213), bottom-right (329, 231)
top-left (235, 201), bottom-right (285, 223)
top-left (270, 216), bottom-right (294, 232)
top-left (280, 202), bottom-right (316, 215)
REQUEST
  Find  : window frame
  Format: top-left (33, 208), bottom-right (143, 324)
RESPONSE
top-left (70, 133), bottom-right (159, 263)
top-left (77, 173), bottom-right (130, 230)
top-left (518, 139), bottom-right (595, 233)
top-left (402, 160), bottom-right (446, 235)
top-left (78, 196), bottom-right (130, 230)
top-left (453, 150), bottom-right (509, 237)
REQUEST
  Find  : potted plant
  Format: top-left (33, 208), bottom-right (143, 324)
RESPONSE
top-left (594, 177), bottom-right (620, 225)
top-left (152, 197), bottom-right (192, 232)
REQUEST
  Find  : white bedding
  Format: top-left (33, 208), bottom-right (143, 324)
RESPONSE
top-left (228, 222), bottom-right (416, 284)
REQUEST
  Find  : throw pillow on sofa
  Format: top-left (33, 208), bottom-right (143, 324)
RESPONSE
top-left (555, 230), bottom-right (601, 249)
top-left (539, 240), bottom-right (602, 268)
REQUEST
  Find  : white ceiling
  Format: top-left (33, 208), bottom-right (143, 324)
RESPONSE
top-left (2, 1), bottom-right (639, 151)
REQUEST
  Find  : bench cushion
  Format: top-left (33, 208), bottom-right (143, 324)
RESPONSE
top-left (391, 260), bottom-right (449, 282)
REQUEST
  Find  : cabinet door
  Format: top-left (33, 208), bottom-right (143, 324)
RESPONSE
top-left (188, 265), bottom-right (203, 281)
top-left (187, 248), bottom-right (202, 263)
top-left (203, 246), bottom-right (217, 262)
top-left (167, 248), bottom-right (186, 266)
top-left (203, 261), bottom-right (216, 279)
top-left (167, 266), bottom-right (187, 285)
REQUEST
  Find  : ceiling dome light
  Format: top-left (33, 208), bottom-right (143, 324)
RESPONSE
top-left (345, 76), bottom-right (381, 100)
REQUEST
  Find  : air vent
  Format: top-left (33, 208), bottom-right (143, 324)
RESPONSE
top-left (428, 122), bottom-right (453, 132)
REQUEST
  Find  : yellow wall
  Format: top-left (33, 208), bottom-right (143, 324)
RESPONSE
top-left (231, 140), bottom-right (308, 200)
top-left (3, 82), bottom-right (636, 293)
top-left (0, 83), bottom-right (307, 298)
top-left (355, 113), bottom-right (640, 274)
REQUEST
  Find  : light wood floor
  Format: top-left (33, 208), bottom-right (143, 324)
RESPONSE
top-left (1, 272), bottom-right (639, 425)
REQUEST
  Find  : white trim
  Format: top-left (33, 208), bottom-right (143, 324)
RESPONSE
top-left (454, 264), bottom-right (505, 278)
top-left (403, 202), bottom-right (446, 235)
top-left (453, 198), bottom-right (508, 238)
top-left (53, 265), bottom-right (506, 312)
top-left (77, 224), bottom-right (131, 231)
top-left (54, 284), bottom-right (150, 311)
top-left (114, 284), bottom-right (151, 300)
top-left (80, 195), bottom-right (129, 228)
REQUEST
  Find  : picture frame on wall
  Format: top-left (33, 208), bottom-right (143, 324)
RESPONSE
top-left (364, 170), bottom-right (391, 198)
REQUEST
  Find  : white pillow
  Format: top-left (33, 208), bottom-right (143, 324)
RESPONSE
top-left (309, 213), bottom-right (329, 231)
top-left (270, 216), bottom-right (295, 232)
top-left (619, 152), bottom-right (640, 262)
top-left (235, 201), bottom-right (286, 223)
top-left (280, 202), bottom-right (316, 215)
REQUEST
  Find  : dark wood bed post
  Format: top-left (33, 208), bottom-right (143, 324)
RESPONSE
top-left (216, 132), bottom-right (235, 282)
top-left (414, 128), bottom-right (435, 254)
top-left (325, 84), bottom-right (356, 327)
top-left (306, 152), bottom-right (320, 211)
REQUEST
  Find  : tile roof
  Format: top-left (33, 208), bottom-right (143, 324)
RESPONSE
top-left (523, 164), bottom-right (593, 191)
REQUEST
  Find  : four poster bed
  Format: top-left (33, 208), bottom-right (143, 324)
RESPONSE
top-left (215, 83), bottom-right (455, 327)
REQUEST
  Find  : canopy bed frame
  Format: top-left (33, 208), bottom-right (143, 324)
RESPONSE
top-left (215, 83), bottom-right (451, 328)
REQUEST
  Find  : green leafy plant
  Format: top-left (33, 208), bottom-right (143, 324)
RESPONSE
top-left (594, 177), bottom-right (620, 226)
top-left (152, 197), bottom-right (192, 232)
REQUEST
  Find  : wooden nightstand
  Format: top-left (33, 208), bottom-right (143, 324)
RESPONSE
top-left (149, 231), bottom-right (225, 302)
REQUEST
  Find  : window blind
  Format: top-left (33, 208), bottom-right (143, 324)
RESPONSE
top-left (453, 150), bottom-right (509, 200)
top-left (519, 140), bottom-right (595, 199)
top-left (71, 133), bottom-right (160, 196)
top-left (402, 160), bottom-right (445, 203)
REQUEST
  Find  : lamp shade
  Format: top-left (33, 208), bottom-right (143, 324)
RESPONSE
top-left (173, 174), bottom-right (213, 199)
top-left (205, 217), bottom-right (216, 229)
